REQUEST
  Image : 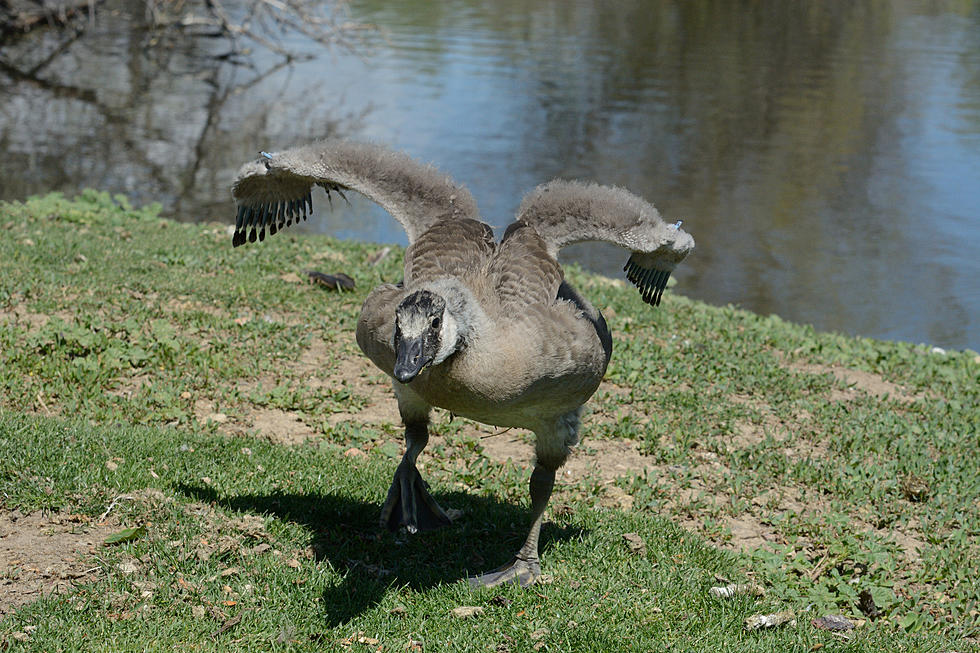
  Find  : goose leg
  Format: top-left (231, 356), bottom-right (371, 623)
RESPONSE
top-left (379, 421), bottom-right (455, 533)
top-left (468, 463), bottom-right (555, 588)
top-left (469, 411), bottom-right (578, 588)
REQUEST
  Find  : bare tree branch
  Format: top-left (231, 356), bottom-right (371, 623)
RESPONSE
top-left (146, 0), bottom-right (372, 62)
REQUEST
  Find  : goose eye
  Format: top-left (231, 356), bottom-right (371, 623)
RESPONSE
top-left (430, 317), bottom-right (441, 330)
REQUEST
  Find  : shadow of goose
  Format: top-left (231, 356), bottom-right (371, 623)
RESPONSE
top-left (177, 484), bottom-right (584, 626)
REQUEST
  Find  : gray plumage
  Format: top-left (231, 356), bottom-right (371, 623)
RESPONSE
top-left (230, 140), bottom-right (694, 587)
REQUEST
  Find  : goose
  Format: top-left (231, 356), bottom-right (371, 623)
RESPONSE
top-left (230, 141), bottom-right (694, 587)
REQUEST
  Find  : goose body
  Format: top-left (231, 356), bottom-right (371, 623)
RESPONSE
top-left (231, 140), bottom-right (694, 586)
top-left (356, 230), bottom-right (610, 432)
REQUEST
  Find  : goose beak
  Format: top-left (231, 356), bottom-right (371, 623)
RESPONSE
top-left (394, 334), bottom-right (432, 383)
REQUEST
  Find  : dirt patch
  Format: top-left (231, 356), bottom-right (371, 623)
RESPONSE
top-left (730, 419), bottom-right (768, 450)
top-left (727, 393), bottom-right (831, 463)
top-left (889, 520), bottom-right (927, 564)
top-left (107, 374), bottom-right (151, 399)
top-left (195, 347), bottom-right (403, 444)
top-left (327, 401), bottom-right (400, 428)
top-left (165, 297), bottom-right (228, 320)
top-left (194, 394), bottom-right (321, 446)
top-left (302, 345), bottom-right (400, 428)
top-left (296, 338), bottom-right (332, 376)
top-left (479, 433), bottom-right (655, 512)
top-left (475, 422), bottom-right (828, 554)
top-left (315, 344), bottom-right (399, 433)
top-left (1, 510), bottom-right (116, 618)
top-left (0, 303), bottom-right (73, 334)
top-left (787, 360), bottom-right (921, 403)
top-left (183, 344), bottom-right (403, 445)
top-left (248, 408), bottom-right (320, 445)
top-left (724, 515), bottom-right (772, 550)
top-left (477, 431), bottom-right (651, 484)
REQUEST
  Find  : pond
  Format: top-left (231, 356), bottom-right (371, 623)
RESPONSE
top-left (1, 0), bottom-right (978, 350)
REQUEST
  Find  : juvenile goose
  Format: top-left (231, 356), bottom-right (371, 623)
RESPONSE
top-left (230, 141), bottom-right (694, 587)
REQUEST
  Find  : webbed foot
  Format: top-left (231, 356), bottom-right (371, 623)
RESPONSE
top-left (380, 461), bottom-right (456, 533)
top-left (467, 556), bottom-right (541, 588)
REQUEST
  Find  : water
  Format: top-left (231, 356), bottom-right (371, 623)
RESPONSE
top-left (2, 0), bottom-right (978, 350)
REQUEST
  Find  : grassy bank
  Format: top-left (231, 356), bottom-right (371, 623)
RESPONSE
top-left (1, 191), bottom-right (977, 651)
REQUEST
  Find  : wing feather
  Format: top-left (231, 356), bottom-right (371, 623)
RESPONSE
top-left (231, 141), bottom-right (479, 246)
top-left (515, 180), bottom-right (694, 306)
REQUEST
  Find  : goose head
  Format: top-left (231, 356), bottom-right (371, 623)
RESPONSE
top-left (393, 289), bottom-right (461, 383)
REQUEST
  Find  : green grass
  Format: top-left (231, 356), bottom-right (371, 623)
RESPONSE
top-left (1, 191), bottom-right (978, 651)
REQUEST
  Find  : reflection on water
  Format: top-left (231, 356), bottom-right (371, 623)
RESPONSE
top-left (1, 0), bottom-right (978, 350)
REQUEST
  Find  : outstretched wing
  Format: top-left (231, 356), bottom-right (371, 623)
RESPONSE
top-left (515, 180), bottom-right (695, 306)
top-left (230, 141), bottom-right (480, 247)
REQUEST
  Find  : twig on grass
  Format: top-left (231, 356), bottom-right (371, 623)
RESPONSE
top-left (99, 494), bottom-right (134, 521)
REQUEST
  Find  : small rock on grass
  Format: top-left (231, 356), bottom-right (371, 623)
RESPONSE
top-left (811, 615), bottom-right (856, 631)
top-left (622, 532), bottom-right (646, 556)
top-left (451, 606), bottom-right (484, 619)
top-left (744, 610), bottom-right (796, 630)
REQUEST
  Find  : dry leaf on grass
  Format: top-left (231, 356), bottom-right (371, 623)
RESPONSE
top-left (116, 560), bottom-right (139, 575)
top-left (104, 526), bottom-right (146, 545)
top-left (858, 590), bottom-right (882, 619)
top-left (451, 606), bottom-right (484, 618)
top-left (306, 270), bottom-right (355, 290)
top-left (708, 583), bottom-right (765, 599)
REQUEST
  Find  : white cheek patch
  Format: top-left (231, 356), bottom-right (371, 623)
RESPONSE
top-left (432, 313), bottom-right (459, 365)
